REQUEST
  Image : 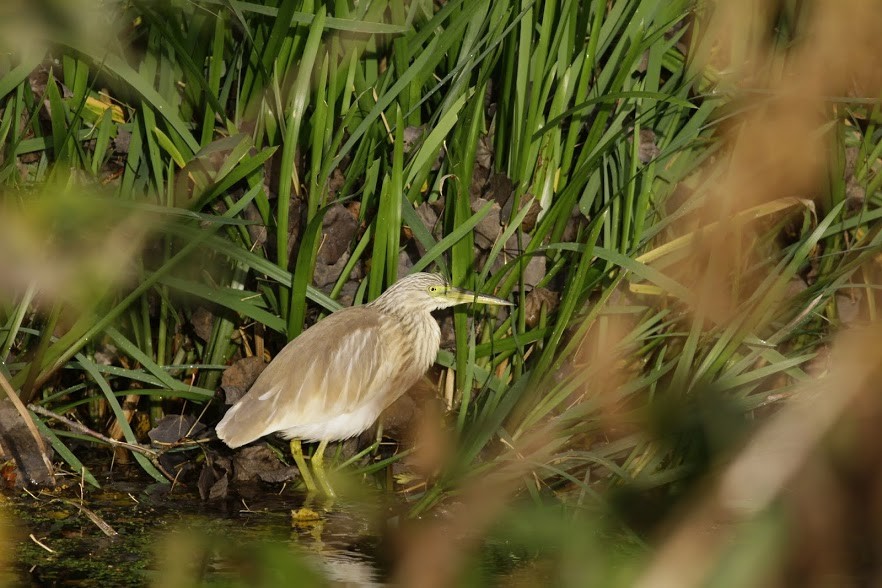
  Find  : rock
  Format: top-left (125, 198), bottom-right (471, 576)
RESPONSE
top-left (336, 280), bottom-right (360, 307)
top-left (313, 250), bottom-right (351, 288)
top-left (232, 444), bottom-right (298, 483)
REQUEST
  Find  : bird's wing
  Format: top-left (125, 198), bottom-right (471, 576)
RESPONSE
top-left (216, 308), bottom-right (388, 447)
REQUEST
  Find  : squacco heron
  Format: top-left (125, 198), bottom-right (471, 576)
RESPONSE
top-left (215, 272), bottom-right (511, 495)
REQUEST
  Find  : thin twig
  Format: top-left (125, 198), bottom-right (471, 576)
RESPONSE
top-left (29, 534), bottom-right (55, 554)
top-left (186, 401), bottom-right (213, 439)
top-left (27, 404), bottom-right (159, 459)
top-left (57, 497), bottom-right (118, 537)
top-left (28, 404), bottom-right (177, 482)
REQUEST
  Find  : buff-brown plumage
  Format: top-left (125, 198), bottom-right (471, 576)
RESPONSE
top-left (216, 273), bottom-right (510, 449)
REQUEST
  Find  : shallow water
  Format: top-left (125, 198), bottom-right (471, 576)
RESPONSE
top-left (0, 464), bottom-right (391, 587)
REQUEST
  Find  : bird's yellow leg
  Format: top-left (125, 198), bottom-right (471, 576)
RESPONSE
top-left (290, 439), bottom-right (318, 493)
top-left (311, 439), bottom-right (336, 497)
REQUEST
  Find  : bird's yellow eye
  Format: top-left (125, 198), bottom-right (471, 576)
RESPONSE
top-left (428, 285), bottom-right (439, 293)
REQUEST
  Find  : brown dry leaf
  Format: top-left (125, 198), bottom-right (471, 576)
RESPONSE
top-left (317, 204), bottom-right (357, 264)
top-left (469, 163), bottom-right (490, 201)
top-left (502, 232), bottom-right (545, 290)
top-left (476, 133), bottom-right (494, 169)
top-left (313, 204), bottom-right (358, 287)
top-left (221, 356), bottom-right (267, 404)
top-left (500, 195), bottom-right (541, 232)
top-left (470, 197), bottom-right (502, 250)
top-left (148, 415), bottom-right (205, 445)
top-left (486, 172), bottom-right (514, 206)
top-left (414, 202), bottom-right (442, 241)
top-left (523, 288), bottom-right (559, 328)
top-left (190, 306), bottom-right (215, 342)
top-left (197, 459), bottom-right (230, 501)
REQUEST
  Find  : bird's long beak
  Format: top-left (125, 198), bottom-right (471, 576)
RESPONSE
top-left (444, 286), bottom-right (512, 306)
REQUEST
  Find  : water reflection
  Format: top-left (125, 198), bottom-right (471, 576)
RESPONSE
top-left (310, 549), bottom-right (382, 587)
top-left (0, 467), bottom-right (389, 587)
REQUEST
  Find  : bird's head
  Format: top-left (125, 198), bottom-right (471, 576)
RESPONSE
top-left (371, 272), bottom-right (512, 315)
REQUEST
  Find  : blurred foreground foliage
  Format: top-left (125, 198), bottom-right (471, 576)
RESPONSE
top-left (2, 0), bottom-right (882, 585)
